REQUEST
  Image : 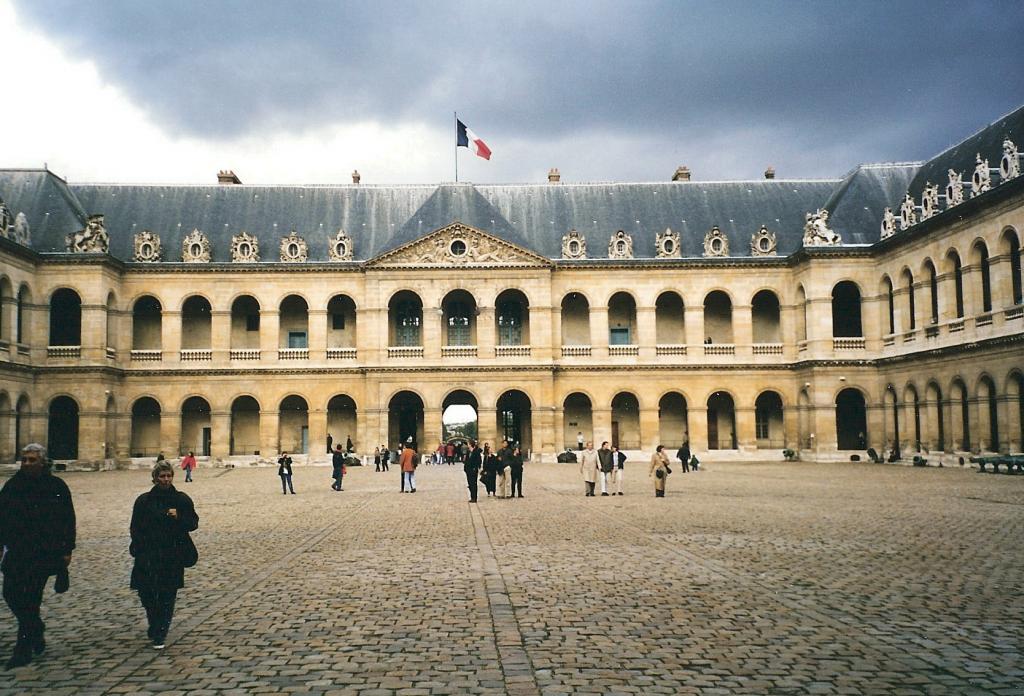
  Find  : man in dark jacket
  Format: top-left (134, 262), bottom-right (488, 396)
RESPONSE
top-left (464, 439), bottom-right (482, 503)
top-left (331, 445), bottom-right (345, 491)
top-left (598, 441), bottom-right (614, 496)
top-left (676, 438), bottom-right (691, 473)
top-left (0, 443), bottom-right (76, 669)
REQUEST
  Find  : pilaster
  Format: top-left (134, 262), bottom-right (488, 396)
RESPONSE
top-left (260, 409), bottom-right (280, 457)
top-left (210, 410), bottom-right (230, 459)
top-left (477, 306), bottom-right (495, 359)
top-left (636, 306), bottom-right (656, 360)
top-left (589, 306), bottom-right (609, 359)
top-left (211, 310), bottom-right (231, 364)
top-left (308, 309), bottom-right (328, 362)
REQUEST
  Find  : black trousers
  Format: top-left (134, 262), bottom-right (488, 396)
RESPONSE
top-left (510, 468), bottom-right (523, 497)
top-left (2, 566), bottom-right (50, 648)
top-left (138, 588), bottom-right (177, 641)
top-left (680, 458), bottom-right (690, 472)
top-left (465, 470), bottom-right (479, 501)
top-left (585, 481), bottom-right (596, 496)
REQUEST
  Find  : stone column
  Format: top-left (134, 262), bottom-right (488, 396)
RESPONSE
top-left (77, 406), bottom-right (105, 463)
top-left (783, 399), bottom-right (798, 450)
top-left (865, 401), bottom-right (885, 453)
top-left (308, 309), bottom-right (327, 362)
top-left (161, 409), bottom-right (182, 458)
top-left (589, 306), bottom-right (609, 359)
top-left (477, 306), bottom-right (495, 359)
top-left (79, 303), bottom-right (106, 362)
top-left (112, 413), bottom-right (132, 460)
top-left (592, 407), bottom-right (612, 446)
top-left (535, 404), bottom-right (556, 458)
top-left (961, 266), bottom-right (981, 324)
top-left (552, 404), bottom-right (564, 454)
top-left (861, 293), bottom-right (883, 352)
top-left (806, 297), bottom-right (832, 356)
top-left (532, 305), bottom-right (554, 361)
top-left (307, 407), bottom-right (327, 461)
top-left (638, 406), bottom-right (659, 451)
top-left (636, 306), bottom-right (656, 360)
top-left (735, 405), bottom-right (756, 453)
top-left (937, 272), bottom-right (957, 323)
top-left (210, 409), bottom-right (230, 460)
top-left (423, 305), bottom-right (442, 360)
top-left (260, 310), bottom-right (280, 365)
top-left (477, 407), bottom-right (497, 447)
top-left (548, 306), bottom-right (562, 359)
top-left (733, 303), bottom-right (752, 359)
top-left (361, 407), bottom-right (384, 452)
top-left (1002, 392), bottom-right (1022, 453)
top-left (688, 405), bottom-right (708, 453)
top-left (211, 310), bottom-right (231, 364)
top-left (161, 310), bottom-right (181, 365)
top-left (684, 305), bottom-right (703, 354)
top-left (423, 407), bottom-right (443, 448)
top-left (780, 301), bottom-right (798, 360)
top-left (260, 409), bottom-right (280, 458)
top-left (359, 308), bottom-right (385, 366)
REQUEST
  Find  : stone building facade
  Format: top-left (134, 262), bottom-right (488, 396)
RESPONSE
top-left (0, 107), bottom-right (1022, 466)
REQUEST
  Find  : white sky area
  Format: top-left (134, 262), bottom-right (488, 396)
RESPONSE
top-left (0, 0), bottom-right (464, 185)
top-left (442, 405), bottom-right (476, 425)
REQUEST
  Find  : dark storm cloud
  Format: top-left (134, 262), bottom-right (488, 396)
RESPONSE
top-left (13, 0), bottom-right (1024, 179)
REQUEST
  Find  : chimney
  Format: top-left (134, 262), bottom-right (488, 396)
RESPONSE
top-left (672, 166), bottom-right (691, 182)
top-left (217, 170), bottom-right (242, 185)
top-left (352, 170), bottom-right (361, 184)
top-left (548, 168), bottom-right (561, 183)
top-left (764, 166), bottom-right (776, 180)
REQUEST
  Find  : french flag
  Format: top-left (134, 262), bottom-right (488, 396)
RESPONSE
top-left (456, 119), bottom-right (492, 160)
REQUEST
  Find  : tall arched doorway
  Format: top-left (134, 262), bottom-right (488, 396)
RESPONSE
top-left (230, 396), bottom-right (261, 455)
top-left (442, 390), bottom-right (478, 445)
top-left (279, 395), bottom-right (309, 454)
top-left (497, 390), bottom-right (532, 453)
top-left (563, 393), bottom-right (593, 449)
top-left (48, 395), bottom-right (79, 460)
top-left (707, 391), bottom-right (736, 449)
top-left (611, 392), bottom-right (640, 449)
top-left (835, 388), bottom-right (867, 450)
top-left (658, 392), bottom-right (688, 449)
top-left (181, 396), bottom-right (211, 456)
top-left (130, 397), bottom-right (161, 457)
top-left (389, 391), bottom-right (425, 449)
top-left (755, 391), bottom-right (784, 448)
top-left (327, 395), bottom-right (357, 452)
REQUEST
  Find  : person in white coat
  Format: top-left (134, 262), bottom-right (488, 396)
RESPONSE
top-left (579, 442), bottom-right (600, 496)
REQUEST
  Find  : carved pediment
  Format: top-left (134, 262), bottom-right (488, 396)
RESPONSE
top-left (369, 222), bottom-right (551, 268)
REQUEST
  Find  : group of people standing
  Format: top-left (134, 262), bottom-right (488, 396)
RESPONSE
top-left (461, 439), bottom-right (524, 502)
top-left (577, 439), bottom-right (698, 497)
top-left (0, 444), bottom-right (198, 669)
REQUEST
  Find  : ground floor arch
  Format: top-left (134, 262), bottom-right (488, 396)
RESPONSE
top-left (755, 391), bottom-right (784, 448)
top-left (835, 389), bottom-right (867, 450)
top-left (563, 392), bottom-right (593, 450)
top-left (497, 389), bottom-right (532, 452)
top-left (181, 396), bottom-right (211, 456)
top-left (327, 394), bottom-right (357, 452)
top-left (611, 392), bottom-right (640, 449)
top-left (279, 395), bottom-right (309, 454)
top-left (231, 396), bottom-right (261, 455)
top-left (707, 391), bottom-right (736, 450)
top-left (389, 391), bottom-right (424, 450)
top-left (658, 392), bottom-right (688, 450)
top-left (48, 395), bottom-right (79, 460)
top-left (131, 397), bottom-right (162, 457)
top-left (442, 389), bottom-right (478, 445)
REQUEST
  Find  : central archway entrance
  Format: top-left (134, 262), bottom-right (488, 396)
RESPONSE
top-left (442, 390), bottom-right (478, 445)
top-left (497, 389), bottom-right (532, 453)
top-left (388, 391), bottom-right (424, 449)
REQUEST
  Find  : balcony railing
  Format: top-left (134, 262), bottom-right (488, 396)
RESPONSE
top-left (442, 345), bottom-right (478, 358)
top-left (609, 344), bottom-right (639, 357)
top-left (105, 347), bottom-right (117, 359)
top-left (925, 325), bottom-right (940, 339)
top-left (797, 340), bottom-right (808, 352)
top-left (832, 337), bottom-right (865, 351)
top-left (703, 343), bottom-right (735, 356)
top-left (975, 312), bottom-right (993, 327)
top-left (496, 345), bottom-right (531, 357)
top-left (388, 346), bottom-right (424, 359)
top-left (130, 349), bottom-right (162, 362)
top-left (47, 345), bottom-right (81, 359)
top-left (655, 344), bottom-right (687, 356)
top-left (752, 343), bottom-right (783, 356)
top-left (16, 344), bottom-right (28, 356)
top-left (1005, 305), bottom-right (1023, 321)
top-left (882, 334), bottom-right (896, 347)
top-left (230, 349), bottom-right (261, 361)
top-left (278, 348), bottom-right (309, 360)
top-left (180, 349), bottom-right (212, 361)
top-left (561, 345), bottom-right (592, 357)
top-left (901, 330), bottom-right (917, 343)
top-left (948, 318), bottom-right (965, 333)
top-left (326, 347), bottom-right (357, 360)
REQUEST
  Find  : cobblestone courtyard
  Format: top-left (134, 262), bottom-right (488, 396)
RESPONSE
top-left (1, 461), bottom-right (1022, 695)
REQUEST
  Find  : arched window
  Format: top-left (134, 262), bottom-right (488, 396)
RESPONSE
top-left (949, 252), bottom-right (965, 319)
top-left (902, 270), bottom-right (916, 331)
top-left (49, 288), bottom-right (82, 346)
top-left (390, 292), bottom-right (423, 347)
top-left (831, 282), bottom-right (863, 337)
top-left (1002, 229), bottom-right (1022, 306)
top-left (703, 291), bottom-right (733, 344)
top-left (925, 261), bottom-right (939, 324)
top-left (973, 242), bottom-right (992, 313)
top-left (751, 290), bottom-right (781, 343)
top-left (495, 290), bottom-right (530, 346)
top-left (882, 276), bottom-right (895, 335)
top-left (132, 296), bottom-right (162, 350)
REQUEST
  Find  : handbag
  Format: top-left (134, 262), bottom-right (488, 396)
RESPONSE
top-left (655, 469), bottom-right (664, 479)
top-left (177, 533), bottom-right (199, 568)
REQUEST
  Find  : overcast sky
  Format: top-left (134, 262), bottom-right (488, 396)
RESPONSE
top-left (3, 0), bottom-right (1023, 185)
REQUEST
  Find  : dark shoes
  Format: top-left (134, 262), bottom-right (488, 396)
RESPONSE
top-left (32, 638), bottom-right (45, 656)
top-left (5, 650), bottom-right (31, 670)
top-left (601, 492), bottom-right (609, 496)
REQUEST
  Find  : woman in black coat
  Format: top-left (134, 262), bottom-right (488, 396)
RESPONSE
top-left (482, 444), bottom-right (498, 497)
top-left (130, 461), bottom-right (199, 649)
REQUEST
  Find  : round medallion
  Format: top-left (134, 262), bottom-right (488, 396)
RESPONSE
top-left (450, 239), bottom-right (467, 256)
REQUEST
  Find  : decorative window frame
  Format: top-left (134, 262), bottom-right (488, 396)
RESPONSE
top-left (561, 230), bottom-right (587, 259)
top-left (279, 230), bottom-right (308, 262)
top-left (607, 230), bottom-right (633, 259)
top-left (971, 154), bottom-right (992, 197)
top-left (328, 229), bottom-right (354, 261)
top-left (920, 183), bottom-right (939, 220)
top-left (749, 225), bottom-right (777, 256)
top-left (899, 193), bottom-right (918, 230)
top-left (1001, 137), bottom-right (1020, 182)
top-left (134, 230), bottom-right (162, 262)
top-left (655, 227), bottom-right (680, 258)
top-left (182, 228), bottom-right (211, 263)
top-left (703, 226), bottom-right (729, 257)
top-left (231, 231), bottom-right (260, 263)
top-left (880, 207), bottom-right (896, 239)
top-left (946, 169), bottom-right (964, 207)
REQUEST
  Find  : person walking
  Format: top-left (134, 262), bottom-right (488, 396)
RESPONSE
top-left (332, 445), bottom-right (346, 491)
top-left (576, 431), bottom-right (585, 451)
top-left (598, 441), bottom-right (614, 496)
top-left (446, 441), bottom-right (455, 465)
top-left (397, 444), bottom-right (406, 491)
top-left (676, 438), bottom-right (691, 473)
top-left (482, 444), bottom-right (498, 497)
top-left (400, 442), bottom-right (418, 493)
top-left (278, 452), bottom-right (295, 494)
top-left (497, 440), bottom-right (513, 498)
top-left (130, 461), bottom-right (199, 649)
top-left (649, 445), bottom-right (671, 498)
top-left (374, 446), bottom-right (381, 472)
top-left (0, 443), bottom-right (76, 669)
top-left (346, 436), bottom-right (354, 454)
top-left (509, 445), bottom-right (525, 498)
top-left (464, 439), bottom-right (482, 502)
top-left (611, 445), bottom-right (626, 495)
top-left (326, 434), bottom-right (334, 455)
top-left (580, 442), bottom-right (599, 496)
top-left (381, 445), bottom-right (390, 472)
top-left (180, 451), bottom-right (196, 483)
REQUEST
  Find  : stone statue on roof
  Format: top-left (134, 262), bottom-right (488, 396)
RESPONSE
top-left (880, 207), bottom-right (896, 239)
top-left (67, 214), bottom-right (110, 253)
top-left (0, 200), bottom-right (11, 237)
top-left (13, 212), bottom-right (30, 245)
top-left (802, 209), bottom-right (841, 247)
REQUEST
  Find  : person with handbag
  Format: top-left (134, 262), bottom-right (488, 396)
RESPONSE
top-left (649, 445), bottom-right (672, 498)
top-left (180, 451), bottom-right (196, 483)
top-left (579, 442), bottom-right (600, 496)
top-left (129, 461), bottom-right (199, 649)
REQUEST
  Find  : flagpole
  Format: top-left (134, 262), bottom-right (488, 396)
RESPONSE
top-left (454, 111), bottom-right (459, 183)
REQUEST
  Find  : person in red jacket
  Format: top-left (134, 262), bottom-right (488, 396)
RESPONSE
top-left (399, 444), bottom-right (418, 493)
top-left (180, 452), bottom-right (196, 483)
